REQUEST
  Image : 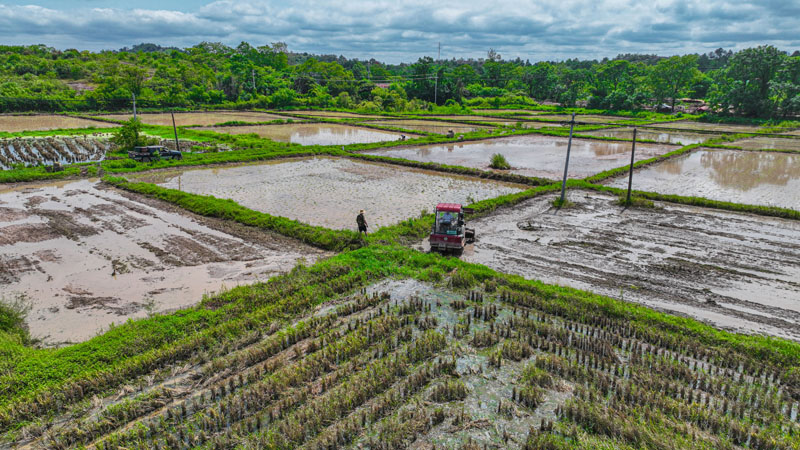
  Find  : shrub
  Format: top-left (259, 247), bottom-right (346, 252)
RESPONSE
top-left (489, 153), bottom-right (511, 170)
top-left (0, 293), bottom-right (32, 343)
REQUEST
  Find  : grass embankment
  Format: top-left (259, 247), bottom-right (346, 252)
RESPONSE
top-left (3, 244), bottom-right (799, 436)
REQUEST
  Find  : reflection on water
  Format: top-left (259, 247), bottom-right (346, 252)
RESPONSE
top-left (608, 149), bottom-right (800, 210)
top-left (585, 128), bottom-right (713, 145)
top-left (193, 123), bottom-right (408, 145)
top-left (700, 150), bottom-right (800, 190)
top-left (365, 135), bottom-right (674, 179)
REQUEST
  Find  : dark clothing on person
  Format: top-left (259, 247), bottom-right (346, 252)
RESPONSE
top-left (357, 213), bottom-right (368, 235)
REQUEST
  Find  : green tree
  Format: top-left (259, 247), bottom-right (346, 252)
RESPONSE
top-left (710, 45), bottom-right (786, 116)
top-left (649, 55), bottom-right (699, 110)
top-left (111, 118), bottom-right (145, 151)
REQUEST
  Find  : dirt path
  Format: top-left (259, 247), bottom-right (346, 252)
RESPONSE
top-left (421, 191), bottom-right (800, 340)
top-left (0, 179), bottom-right (330, 346)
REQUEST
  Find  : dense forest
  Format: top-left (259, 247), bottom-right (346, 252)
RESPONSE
top-left (0, 42), bottom-right (797, 117)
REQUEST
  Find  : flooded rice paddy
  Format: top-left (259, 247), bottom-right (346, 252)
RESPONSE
top-left (606, 148), bottom-right (800, 210)
top-left (0, 179), bottom-right (328, 344)
top-left (440, 190), bottom-right (800, 340)
top-left (729, 136), bottom-right (800, 152)
top-left (471, 109), bottom-right (539, 115)
top-left (95, 111), bottom-right (292, 126)
top-left (529, 114), bottom-right (629, 124)
top-left (194, 123), bottom-right (409, 145)
top-left (363, 119), bottom-right (491, 134)
top-left (365, 134), bottom-right (676, 179)
top-left (649, 120), bottom-right (765, 133)
top-left (0, 136), bottom-right (113, 169)
top-left (0, 114), bottom-right (116, 132)
top-left (131, 157), bottom-right (524, 230)
top-left (582, 127), bottom-right (715, 145)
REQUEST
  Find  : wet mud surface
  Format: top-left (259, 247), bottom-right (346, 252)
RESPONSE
top-left (649, 121), bottom-right (764, 133)
top-left (583, 127), bottom-right (716, 145)
top-left (606, 148), bottom-right (800, 210)
top-left (94, 111), bottom-right (291, 126)
top-left (131, 156), bottom-right (524, 230)
top-left (425, 191), bottom-right (800, 339)
top-left (729, 136), bottom-right (800, 151)
top-left (363, 119), bottom-right (492, 135)
top-left (194, 123), bottom-right (409, 145)
top-left (0, 115), bottom-right (116, 132)
top-left (365, 134), bottom-right (676, 179)
top-left (0, 179), bottom-right (329, 345)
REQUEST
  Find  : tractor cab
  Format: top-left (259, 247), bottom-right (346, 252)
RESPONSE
top-left (429, 203), bottom-right (475, 254)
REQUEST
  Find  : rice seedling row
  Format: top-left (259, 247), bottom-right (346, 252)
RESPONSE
top-left (0, 136), bottom-right (112, 168)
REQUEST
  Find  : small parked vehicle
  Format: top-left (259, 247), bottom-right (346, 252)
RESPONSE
top-left (128, 146), bottom-right (182, 163)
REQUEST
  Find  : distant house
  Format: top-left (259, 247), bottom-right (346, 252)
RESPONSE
top-left (374, 83), bottom-right (391, 89)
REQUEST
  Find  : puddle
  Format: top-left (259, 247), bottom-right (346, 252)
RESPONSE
top-left (582, 127), bottom-right (715, 145)
top-left (0, 115), bottom-right (116, 132)
top-left (605, 148), bottom-right (800, 210)
top-left (94, 111), bottom-right (291, 126)
top-left (130, 156), bottom-right (524, 230)
top-left (0, 179), bottom-right (328, 345)
top-left (362, 120), bottom-right (492, 135)
top-left (193, 123), bottom-right (409, 145)
top-left (729, 136), bottom-right (800, 152)
top-left (365, 134), bottom-right (676, 179)
top-left (649, 121), bottom-right (764, 133)
top-left (0, 136), bottom-right (112, 169)
top-left (442, 190), bottom-right (800, 339)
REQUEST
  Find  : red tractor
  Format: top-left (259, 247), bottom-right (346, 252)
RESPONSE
top-left (429, 203), bottom-right (475, 254)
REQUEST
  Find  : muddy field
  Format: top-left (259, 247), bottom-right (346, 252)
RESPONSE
top-left (605, 148), bottom-right (800, 210)
top-left (0, 135), bottom-right (113, 169)
top-left (729, 136), bottom-right (800, 151)
top-left (363, 119), bottom-right (492, 134)
top-left (0, 179), bottom-right (328, 345)
top-left (649, 120), bottom-right (765, 133)
top-left (194, 123), bottom-right (409, 145)
top-left (431, 190), bottom-right (800, 339)
top-left (0, 114), bottom-right (116, 132)
top-left (94, 111), bottom-right (291, 126)
top-left (582, 127), bottom-right (715, 145)
top-left (365, 134), bottom-right (676, 179)
top-left (130, 157), bottom-right (524, 230)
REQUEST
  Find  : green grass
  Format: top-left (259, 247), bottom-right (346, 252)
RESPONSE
top-left (489, 153), bottom-right (511, 170)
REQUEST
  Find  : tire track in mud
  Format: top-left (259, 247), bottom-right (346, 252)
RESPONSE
top-left (462, 190), bottom-right (800, 340)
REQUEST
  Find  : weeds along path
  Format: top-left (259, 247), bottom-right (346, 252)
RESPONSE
top-left (4, 249), bottom-right (800, 448)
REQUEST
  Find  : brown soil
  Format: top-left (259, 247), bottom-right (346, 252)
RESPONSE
top-left (420, 190), bottom-right (800, 340)
top-left (0, 179), bottom-right (331, 345)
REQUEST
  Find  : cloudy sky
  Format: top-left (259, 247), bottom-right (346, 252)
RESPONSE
top-left (0, 0), bottom-right (798, 63)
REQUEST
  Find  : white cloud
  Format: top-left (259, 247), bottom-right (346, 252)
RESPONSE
top-left (0, 0), bottom-right (796, 61)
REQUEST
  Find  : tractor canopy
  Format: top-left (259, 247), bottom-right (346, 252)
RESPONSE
top-left (435, 203), bottom-right (462, 213)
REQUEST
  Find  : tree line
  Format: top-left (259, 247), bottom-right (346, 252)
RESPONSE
top-left (0, 42), bottom-right (797, 117)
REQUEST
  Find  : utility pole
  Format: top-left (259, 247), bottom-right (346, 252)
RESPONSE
top-left (625, 127), bottom-right (637, 205)
top-left (252, 69), bottom-right (256, 93)
top-left (559, 113), bottom-right (576, 205)
top-left (438, 42), bottom-right (441, 60)
top-left (132, 93), bottom-right (137, 120)
top-left (171, 112), bottom-right (180, 153)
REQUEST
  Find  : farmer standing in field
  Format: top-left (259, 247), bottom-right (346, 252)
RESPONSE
top-left (356, 209), bottom-right (368, 235)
